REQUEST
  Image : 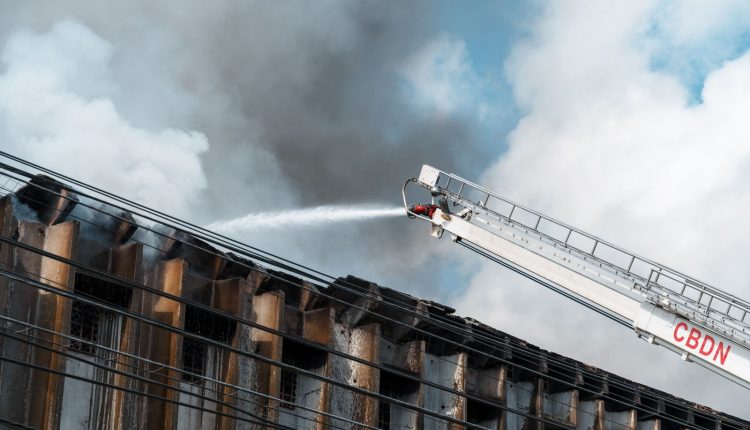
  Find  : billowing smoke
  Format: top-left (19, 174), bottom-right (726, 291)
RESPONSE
top-left (3, 0), bottom-right (745, 418)
top-left (0, 20), bottom-right (208, 217)
top-left (455, 0), bottom-right (750, 417)
top-left (0, 2), bottom-right (494, 290)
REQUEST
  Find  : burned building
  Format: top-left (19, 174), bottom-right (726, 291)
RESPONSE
top-left (0, 167), bottom-right (747, 430)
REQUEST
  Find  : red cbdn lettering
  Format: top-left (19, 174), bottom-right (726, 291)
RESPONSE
top-left (673, 322), bottom-right (688, 342)
top-left (672, 322), bottom-right (731, 365)
top-left (714, 342), bottom-right (732, 365)
top-left (685, 328), bottom-right (701, 349)
top-left (698, 335), bottom-right (715, 356)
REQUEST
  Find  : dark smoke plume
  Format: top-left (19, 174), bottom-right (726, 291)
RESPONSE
top-left (0, 1), bottom-right (495, 293)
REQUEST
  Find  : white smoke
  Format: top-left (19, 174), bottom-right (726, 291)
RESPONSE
top-left (207, 205), bottom-right (405, 233)
top-left (0, 21), bottom-right (209, 217)
top-left (455, 0), bottom-right (750, 418)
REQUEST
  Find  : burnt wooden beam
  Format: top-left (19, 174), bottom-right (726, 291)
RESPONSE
top-left (0, 197), bottom-right (15, 404)
top-left (144, 258), bottom-right (187, 430)
top-left (251, 290), bottom-right (285, 425)
top-left (303, 307), bottom-right (335, 346)
top-left (0, 221), bottom-right (47, 426)
top-left (109, 242), bottom-right (144, 430)
top-left (211, 277), bottom-right (255, 430)
top-left (35, 221), bottom-right (79, 429)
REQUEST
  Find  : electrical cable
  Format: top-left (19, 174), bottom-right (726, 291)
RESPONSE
top-left (0, 207), bottom-right (724, 430)
top-left (0, 180), bottom-right (509, 428)
top-left (0, 354), bottom-right (286, 430)
top-left (0, 197), bottom-right (723, 430)
top-left (0, 233), bottom-right (500, 425)
top-left (0, 230), bottom-right (713, 430)
top-left (1, 151), bottom-right (739, 336)
top-left (0, 314), bottom-right (377, 430)
top-left (0, 416), bottom-right (35, 430)
top-left (0, 266), bottom-right (493, 430)
top-left (0, 231), bottom-right (674, 430)
top-left (0, 323), bottom-right (364, 430)
top-left (0, 170), bottom-right (682, 397)
top-left (0, 255), bottom-right (635, 430)
top-left (0, 182), bottom-right (728, 430)
top-left (0, 160), bottom-right (740, 426)
top-left (0, 327), bottom-right (292, 430)
top-left (0, 182), bottom-right (616, 430)
top-left (0, 237), bottom-right (676, 430)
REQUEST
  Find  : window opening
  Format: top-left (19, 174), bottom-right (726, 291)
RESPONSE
top-left (69, 273), bottom-right (132, 354)
top-left (378, 370), bottom-right (420, 430)
top-left (279, 339), bottom-right (327, 410)
top-left (279, 354), bottom-right (299, 409)
top-left (467, 398), bottom-right (501, 426)
top-left (180, 305), bottom-right (235, 383)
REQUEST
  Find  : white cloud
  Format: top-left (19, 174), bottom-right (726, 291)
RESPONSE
top-left (650, 0), bottom-right (750, 45)
top-left (455, 0), bottom-right (750, 418)
top-left (401, 34), bottom-right (486, 118)
top-left (0, 21), bottom-right (209, 217)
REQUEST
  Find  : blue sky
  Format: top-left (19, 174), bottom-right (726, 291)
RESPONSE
top-left (645, 3), bottom-right (750, 102)
top-left (436, 0), bottom-right (537, 73)
top-left (434, 0), bottom-right (538, 150)
top-left (433, 0), bottom-right (750, 113)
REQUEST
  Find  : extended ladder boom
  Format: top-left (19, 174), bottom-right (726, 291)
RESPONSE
top-left (404, 165), bottom-right (750, 389)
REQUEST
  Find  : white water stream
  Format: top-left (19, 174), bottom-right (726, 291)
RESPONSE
top-left (207, 205), bottom-right (405, 233)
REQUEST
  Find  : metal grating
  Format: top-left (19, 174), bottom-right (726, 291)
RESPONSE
top-left (279, 356), bottom-right (298, 410)
top-left (378, 372), bottom-right (401, 430)
top-left (180, 305), bottom-right (236, 384)
top-left (69, 300), bottom-right (100, 354)
top-left (378, 397), bottom-right (391, 430)
top-left (68, 274), bottom-right (131, 355)
top-left (181, 338), bottom-right (206, 383)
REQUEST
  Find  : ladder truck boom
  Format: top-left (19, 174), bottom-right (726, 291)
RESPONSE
top-left (404, 165), bottom-right (750, 389)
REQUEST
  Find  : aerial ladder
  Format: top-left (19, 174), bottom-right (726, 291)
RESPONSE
top-left (403, 165), bottom-right (750, 389)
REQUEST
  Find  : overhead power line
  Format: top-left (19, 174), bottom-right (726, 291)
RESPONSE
top-left (0, 153), bottom-right (741, 429)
